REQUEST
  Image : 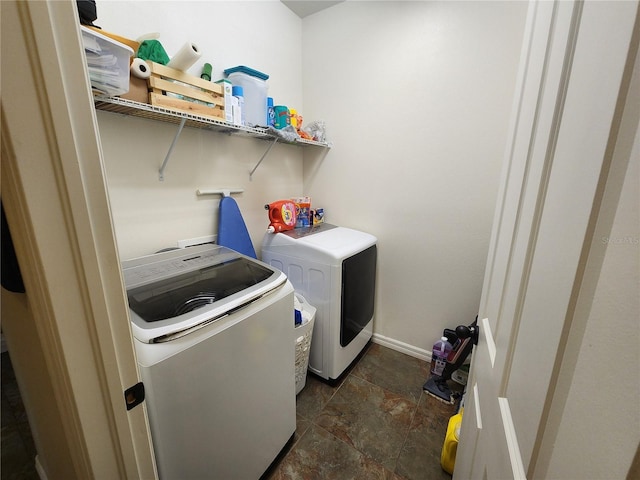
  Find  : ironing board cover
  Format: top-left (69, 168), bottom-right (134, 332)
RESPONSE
top-left (218, 196), bottom-right (257, 259)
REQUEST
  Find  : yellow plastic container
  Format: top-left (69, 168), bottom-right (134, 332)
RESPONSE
top-left (441, 408), bottom-right (463, 475)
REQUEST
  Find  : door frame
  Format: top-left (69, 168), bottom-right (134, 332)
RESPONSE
top-left (1, 1), bottom-right (156, 478)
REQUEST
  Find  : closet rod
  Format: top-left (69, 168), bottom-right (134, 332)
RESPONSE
top-left (196, 188), bottom-right (244, 197)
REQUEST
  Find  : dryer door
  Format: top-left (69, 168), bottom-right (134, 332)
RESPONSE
top-left (340, 245), bottom-right (377, 347)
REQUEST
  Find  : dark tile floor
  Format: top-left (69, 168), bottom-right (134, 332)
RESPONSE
top-left (265, 342), bottom-right (459, 480)
top-left (1, 344), bottom-right (459, 480)
top-left (1, 352), bottom-right (39, 480)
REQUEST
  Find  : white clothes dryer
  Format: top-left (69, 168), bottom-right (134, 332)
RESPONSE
top-left (261, 224), bottom-right (377, 381)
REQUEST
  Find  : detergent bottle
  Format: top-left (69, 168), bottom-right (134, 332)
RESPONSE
top-left (441, 408), bottom-right (463, 474)
top-left (265, 200), bottom-right (297, 233)
top-left (431, 336), bottom-right (453, 376)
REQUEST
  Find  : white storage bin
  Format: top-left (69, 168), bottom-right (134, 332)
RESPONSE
top-left (81, 26), bottom-right (133, 96)
top-left (294, 293), bottom-right (316, 395)
top-left (226, 68), bottom-right (268, 127)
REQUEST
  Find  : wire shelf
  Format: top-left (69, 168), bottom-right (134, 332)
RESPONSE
top-left (93, 96), bottom-right (331, 147)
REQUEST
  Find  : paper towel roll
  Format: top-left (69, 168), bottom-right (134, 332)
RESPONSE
top-left (167, 41), bottom-right (201, 71)
top-left (136, 32), bottom-right (160, 42)
top-left (130, 58), bottom-right (151, 79)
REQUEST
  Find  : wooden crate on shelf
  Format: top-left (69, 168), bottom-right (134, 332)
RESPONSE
top-left (147, 62), bottom-right (226, 120)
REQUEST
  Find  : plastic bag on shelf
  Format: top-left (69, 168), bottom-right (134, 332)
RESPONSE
top-left (302, 120), bottom-right (326, 143)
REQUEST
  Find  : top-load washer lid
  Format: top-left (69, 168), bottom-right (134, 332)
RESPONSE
top-left (122, 244), bottom-right (287, 343)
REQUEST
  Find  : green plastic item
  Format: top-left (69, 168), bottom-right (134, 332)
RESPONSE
top-left (201, 63), bottom-right (212, 81)
top-left (137, 40), bottom-right (170, 65)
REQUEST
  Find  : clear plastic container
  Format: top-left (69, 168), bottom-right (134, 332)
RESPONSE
top-left (81, 26), bottom-right (133, 96)
top-left (226, 69), bottom-right (268, 127)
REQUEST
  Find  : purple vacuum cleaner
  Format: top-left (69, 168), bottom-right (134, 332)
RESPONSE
top-left (423, 318), bottom-right (479, 404)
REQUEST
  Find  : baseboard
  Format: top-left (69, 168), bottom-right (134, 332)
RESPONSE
top-left (35, 455), bottom-right (48, 480)
top-left (371, 333), bottom-right (431, 362)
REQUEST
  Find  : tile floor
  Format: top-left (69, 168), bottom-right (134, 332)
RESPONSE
top-left (264, 342), bottom-right (459, 480)
top-left (1, 344), bottom-right (460, 480)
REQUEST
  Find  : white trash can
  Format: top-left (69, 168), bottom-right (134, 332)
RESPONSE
top-left (294, 293), bottom-right (316, 395)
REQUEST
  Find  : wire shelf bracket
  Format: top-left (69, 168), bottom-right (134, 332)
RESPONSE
top-left (249, 137), bottom-right (278, 181)
top-left (159, 117), bottom-right (187, 181)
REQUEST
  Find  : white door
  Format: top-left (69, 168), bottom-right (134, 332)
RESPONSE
top-left (454, 1), bottom-right (639, 478)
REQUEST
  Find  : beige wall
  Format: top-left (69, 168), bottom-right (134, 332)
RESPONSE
top-left (301, 1), bottom-right (527, 353)
top-left (99, 1), bottom-right (528, 356)
top-left (97, 1), bottom-right (309, 259)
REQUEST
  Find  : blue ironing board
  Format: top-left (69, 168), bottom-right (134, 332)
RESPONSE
top-left (218, 195), bottom-right (257, 258)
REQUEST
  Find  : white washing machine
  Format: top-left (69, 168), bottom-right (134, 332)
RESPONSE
top-left (122, 244), bottom-right (295, 480)
top-left (261, 224), bottom-right (377, 381)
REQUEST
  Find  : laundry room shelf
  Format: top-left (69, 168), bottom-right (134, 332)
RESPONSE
top-left (93, 96), bottom-right (331, 180)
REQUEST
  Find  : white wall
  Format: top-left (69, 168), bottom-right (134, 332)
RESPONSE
top-left (301, 1), bottom-right (527, 352)
top-left (97, 1), bottom-right (528, 355)
top-left (96, 1), bottom-right (308, 259)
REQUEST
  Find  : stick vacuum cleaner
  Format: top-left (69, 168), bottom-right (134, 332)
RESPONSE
top-left (423, 318), bottom-right (479, 404)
